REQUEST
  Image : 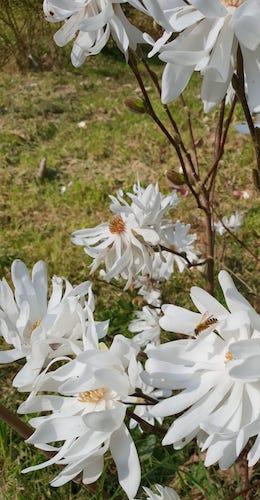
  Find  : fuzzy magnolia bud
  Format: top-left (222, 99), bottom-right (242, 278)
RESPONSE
top-left (125, 97), bottom-right (147, 114)
top-left (166, 169), bottom-right (186, 186)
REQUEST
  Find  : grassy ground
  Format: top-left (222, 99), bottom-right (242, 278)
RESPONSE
top-left (0, 46), bottom-right (260, 499)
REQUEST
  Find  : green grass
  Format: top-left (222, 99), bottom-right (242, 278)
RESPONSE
top-left (0, 46), bottom-right (260, 499)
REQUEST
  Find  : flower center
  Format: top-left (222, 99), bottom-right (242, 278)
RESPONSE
top-left (78, 388), bottom-right (106, 403)
top-left (223, 0), bottom-right (243, 6)
top-left (225, 351), bottom-right (234, 362)
top-left (29, 319), bottom-right (41, 335)
top-left (109, 215), bottom-right (126, 234)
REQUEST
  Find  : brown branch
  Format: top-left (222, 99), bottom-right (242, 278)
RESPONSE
top-left (128, 51), bottom-right (205, 211)
top-left (139, 49), bottom-right (199, 181)
top-left (127, 411), bottom-right (166, 437)
top-left (180, 94), bottom-right (199, 178)
top-left (200, 96), bottom-right (237, 192)
top-left (233, 45), bottom-right (260, 185)
top-left (132, 390), bottom-right (158, 405)
top-left (158, 244), bottom-right (208, 269)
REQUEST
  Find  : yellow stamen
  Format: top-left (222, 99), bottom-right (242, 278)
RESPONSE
top-left (224, 0), bottom-right (243, 6)
top-left (29, 320), bottom-right (41, 335)
top-left (109, 215), bottom-right (126, 234)
top-left (225, 351), bottom-right (234, 362)
top-left (78, 388), bottom-right (106, 403)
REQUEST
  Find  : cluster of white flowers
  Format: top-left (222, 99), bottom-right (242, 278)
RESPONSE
top-left (44, 0), bottom-right (260, 114)
top-left (1, 1), bottom-right (259, 497)
top-left (72, 182), bottom-right (199, 295)
top-left (0, 259), bottom-right (108, 391)
top-left (144, 271), bottom-right (260, 470)
top-left (0, 259), bottom-right (154, 498)
top-left (2, 253), bottom-right (259, 497)
top-left (0, 178), bottom-right (200, 497)
top-left (43, 0), bottom-right (143, 67)
top-left (145, 0), bottom-right (260, 113)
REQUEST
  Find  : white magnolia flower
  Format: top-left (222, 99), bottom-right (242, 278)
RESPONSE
top-left (161, 222), bottom-right (199, 272)
top-left (110, 183), bottom-right (179, 230)
top-left (72, 212), bottom-right (160, 288)
top-left (0, 260), bottom-right (105, 391)
top-left (133, 273), bottom-right (162, 307)
top-left (143, 271), bottom-right (260, 469)
top-left (43, 0), bottom-right (143, 67)
top-left (150, 0), bottom-right (260, 112)
top-left (141, 483), bottom-right (180, 500)
top-left (214, 211), bottom-right (244, 236)
top-left (72, 183), bottom-right (178, 288)
top-left (129, 306), bottom-right (161, 347)
top-left (19, 335), bottom-right (141, 499)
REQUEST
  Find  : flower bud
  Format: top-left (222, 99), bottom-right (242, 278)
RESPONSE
top-left (166, 169), bottom-right (186, 186)
top-left (125, 97), bottom-right (147, 114)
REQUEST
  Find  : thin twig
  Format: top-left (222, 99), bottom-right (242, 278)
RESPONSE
top-left (180, 94), bottom-right (199, 177)
top-left (139, 49), bottom-right (199, 181)
top-left (127, 411), bottom-right (166, 437)
top-left (133, 390), bottom-right (158, 405)
top-left (128, 51), bottom-right (205, 210)
top-left (233, 45), bottom-right (260, 182)
top-left (200, 97), bottom-right (237, 192)
top-left (159, 245), bottom-right (207, 269)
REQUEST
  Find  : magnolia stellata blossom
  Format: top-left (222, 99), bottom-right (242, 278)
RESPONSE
top-left (110, 183), bottom-right (179, 230)
top-left (161, 222), bottom-right (199, 272)
top-left (72, 212), bottom-right (160, 288)
top-left (147, 0), bottom-right (260, 112)
top-left (19, 335), bottom-right (141, 498)
top-left (133, 271), bottom-right (162, 307)
top-left (214, 211), bottom-right (244, 236)
top-left (131, 251), bottom-right (174, 307)
top-left (72, 183), bottom-right (179, 288)
top-left (0, 260), bottom-right (103, 391)
top-left (129, 305), bottom-right (161, 347)
top-left (43, 0), bottom-right (143, 67)
top-left (143, 271), bottom-right (260, 469)
top-left (141, 484), bottom-right (180, 500)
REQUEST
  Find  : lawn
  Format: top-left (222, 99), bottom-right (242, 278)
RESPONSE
top-left (0, 46), bottom-right (259, 499)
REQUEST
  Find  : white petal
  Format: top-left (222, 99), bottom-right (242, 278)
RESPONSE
top-left (27, 416), bottom-right (86, 444)
top-left (110, 424), bottom-right (141, 499)
top-left (160, 62), bottom-right (194, 104)
top-left (190, 286), bottom-right (227, 315)
top-left (191, 0), bottom-right (227, 18)
top-left (0, 349), bottom-right (23, 363)
top-left (160, 304), bottom-right (200, 335)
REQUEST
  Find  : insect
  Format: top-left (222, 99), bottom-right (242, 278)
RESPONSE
top-left (194, 312), bottom-right (218, 336)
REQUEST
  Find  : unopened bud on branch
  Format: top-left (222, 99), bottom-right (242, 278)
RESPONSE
top-left (125, 97), bottom-right (147, 114)
top-left (166, 169), bottom-right (186, 186)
